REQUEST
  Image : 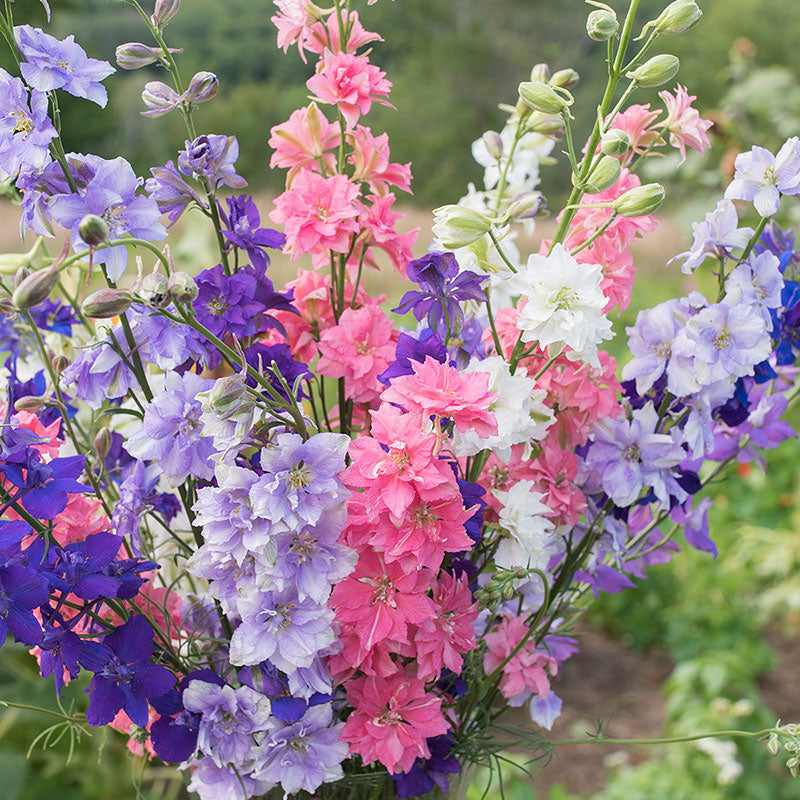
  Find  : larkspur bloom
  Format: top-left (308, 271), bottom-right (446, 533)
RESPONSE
top-left (145, 160), bottom-right (205, 225)
top-left (269, 103), bottom-right (339, 182)
top-left (14, 25), bottom-right (114, 106)
top-left (0, 69), bottom-right (56, 178)
top-left (509, 244), bottom-right (613, 366)
top-left (178, 134), bottom-right (246, 190)
top-left (725, 138), bottom-right (800, 217)
top-left (658, 84), bottom-right (713, 162)
top-left (493, 480), bottom-right (557, 572)
top-left (219, 195), bottom-right (286, 270)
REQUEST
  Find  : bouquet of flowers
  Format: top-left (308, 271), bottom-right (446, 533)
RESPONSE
top-left (1, 0), bottom-right (800, 797)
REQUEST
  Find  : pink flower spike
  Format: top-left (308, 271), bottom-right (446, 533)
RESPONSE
top-left (268, 104), bottom-right (339, 183)
top-left (341, 671), bottom-right (449, 774)
top-left (659, 84), bottom-right (713, 162)
top-left (271, 0), bottom-right (320, 61)
top-left (381, 356), bottom-right (498, 436)
top-left (270, 170), bottom-right (361, 260)
top-left (607, 103), bottom-right (662, 156)
top-left (307, 49), bottom-right (393, 129)
top-left (348, 126), bottom-right (413, 195)
top-left (306, 10), bottom-right (383, 55)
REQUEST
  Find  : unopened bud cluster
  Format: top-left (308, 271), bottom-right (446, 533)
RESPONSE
top-left (766, 723), bottom-right (800, 779)
top-left (475, 567), bottom-right (538, 609)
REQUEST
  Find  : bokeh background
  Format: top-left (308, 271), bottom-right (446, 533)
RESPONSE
top-left (1, 1), bottom-right (800, 798)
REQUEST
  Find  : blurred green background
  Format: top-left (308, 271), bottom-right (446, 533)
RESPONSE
top-left (2, 0), bottom-right (800, 798)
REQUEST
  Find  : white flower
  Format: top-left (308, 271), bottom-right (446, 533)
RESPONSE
top-left (493, 480), bottom-right (556, 571)
top-left (508, 243), bottom-right (613, 366)
top-left (451, 356), bottom-right (554, 459)
top-left (471, 123), bottom-right (554, 194)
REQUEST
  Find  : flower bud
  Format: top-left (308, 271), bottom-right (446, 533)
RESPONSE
top-left (208, 374), bottom-right (250, 418)
top-left (579, 155), bottom-right (621, 193)
top-left (0, 297), bottom-right (16, 314)
top-left (529, 63), bottom-right (550, 83)
top-left (82, 288), bottom-right (133, 319)
top-left (501, 582), bottom-right (516, 602)
top-left (141, 81), bottom-right (181, 118)
top-left (79, 214), bottom-right (110, 246)
top-left (432, 205), bottom-right (493, 249)
top-left (655, 0), bottom-right (702, 34)
top-left (481, 131), bottom-right (504, 159)
top-left (152, 0), bottom-right (180, 26)
top-left (139, 272), bottom-right (170, 308)
top-left (787, 757), bottom-right (800, 771)
top-left (768, 736), bottom-right (781, 757)
top-left (115, 42), bottom-right (164, 70)
top-left (518, 81), bottom-right (571, 115)
top-left (14, 395), bottom-right (47, 412)
top-left (51, 355), bottom-right (70, 374)
top-left (550, 68), bottom-right (580, 90)
top-left (529, 114), bottom-right (565, 137)
top-left (12, 265), bottom-right (60, 309)
top-left (183, 71), bottom-right (219, 105)
top-left (613, 183), bottom-right (666, 216)
top-left (505, 192), bottom-right (544, 221)
top-left (587, 9), bottom-right (619, 41)
top-left (94, 428), bottom-right (114, 460)
top-left (13, 266), bottom-right (30, 288)
top-left (167, 271), bottom-right (199, 304)
top-left (628, 54), bottom-right (680, 87)
top-left (600, 128), bottom-right (631, 157)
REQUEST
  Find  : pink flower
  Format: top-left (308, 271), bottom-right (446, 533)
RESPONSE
top-left (270, 170), bottom-right (361, 259)
top-left (607, 103), bottom-right (661, 157)
top-left (306, 49), bottom-right (393, 129)
top-left (345, 405), bottom-right (454, 516)
top-left (348, 126), bottom-right (412, 195)
top-left (413, 571), bottom-right (477, 680)
top-left (271, 0), bottom-right (319, 60)
top-left (341, 671), bottom-right (449, 774)
top-left (522, 439), bottom-right (586, 527)
top-left (659, 84), bottom-right (713, 162)
top-left (381, 356), bottom-right (498, 436)
top-left (357, 193), bottom-right (418, 274)
top-left (575, 235), bottom-right (636, 314)
top-left (269, 104), bottom-right (339, 183)
top-left (317, 305), bottom-right (398, 403)
top-left (484, 615), bottom-right (558, 704)
top-left (330, 548), bottom-right (435, 651)
top-left (306, 10), bottom-right (382, 56)
top-left (52, 495), bottom-right (108, 545)
top-left (14, 410), bottom-right (62, 459)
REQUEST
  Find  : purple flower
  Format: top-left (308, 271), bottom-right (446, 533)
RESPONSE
top-left (30, 298), bottom-right (77, 336)
top-left (253, 705), bottom-right (347, 795)
top-left (145, 160), bottom-right (205, 226)
top-left (244, 342), bottom-right (310, 399)
top-left (671, 496), bottom-right (716, 556)
top-left (725, 138), bottom-right (800, 217)
top-left (39, 622), bottom-right (111, 695)
top-left (85, 615), bottom-right (174, 728)
top-left (394, 252), bottom-right (486, 338)
top-left (1, 453), bottom-right (87, 519)
top-left (254, 431), bottom-right (350, 528)
top-left (128, 303), bottom-right (213, 371)
top-left (187, 758), bottom-right (272, 800)
top-left (178, 134), bottom-right (246, 190)
top-left (47, 531), bottom-right (126, 600)
top-left (584, 403), bottom-right (686, 508)
top-left (755, 220), bottom-right (800, 272)
top-left (0, 69), bottom-right (56, 177)
top-left (111, 461), bottom-right (160, 542)
top-left (529, 691), bottom-right (563, 731)
top-left (378, 329), bottom-right (447, 385)
top-left (49, 156), bottom-right (166, 281)
top-left (725, 251), bottom-right (784, 328)
top-left (219, 195), bottom-right (286, 270)
top-left (125, 371), bottom-right (216, 485)
top-left (669, 199), bottom-right (753, 274)
top-left (14, 26), bottom-right (114, 107)
top-left (0, 564), bottom-right (49, 647)
top-left (391, 735), bottom-right (460, 798)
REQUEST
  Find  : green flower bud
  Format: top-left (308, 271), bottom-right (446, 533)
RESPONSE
top-left (432, 205), bottom-right (493, 249)
top-left (209, 374), bottom-right (249, 417)
top-left (501, 582), bottom-right (517, 601)
top-left (600, 128), bottom-right (631, 157)
top-left (14, 395), bottom-right (47, 412)
top-left (168, 271), bottom-right (199, 304)
top-left (655, 0), bottom-right (702, 34)
top-left (613, 183), bottom-right (666, 216)
top-left (0, 297), bottom-right (16, 314)
top-left (505, 192), bottom-right (544, 221)
top-left (580, 155), bottom-right (621, 193)
top-left (78, 214), bottom-right (110, 246)
top-left (768, 736), bottom-right (781, 757)
top-left (518, 81), bottom-right (571, 115)
top-left (528, 114), bottom-right (565, 137)
top-left (13, 266), bottom-right (30, 288)
top-left (550, 68), bottom-right (580, 90)
top-left (628, 54), bottom-right (680, 87)
top-left (587, 9), bottom-right (619, 41)
top-left (139, 272), bottom-right (170, 308)
top-left (481, 131), bottom-right (504, 159)
top-left (529, 63), bottom-right (550, 83)
top-left (82, 288), bottom-right (133, 319)
top-left (115, 42), bottom-right (164, 70)
top-left (94, 429), bottom-right (114, 460)
top-left (152, 0), bottom-right (180, 26)
top-left (12, 265), bottom-right (60, 310)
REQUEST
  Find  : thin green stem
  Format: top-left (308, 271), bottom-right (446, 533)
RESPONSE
top-left (0, 701), bottom-right (83, 724)
top-left (549, 728), bottom-right (779, 748)
top-left (488, 229), bottom-right (518, 273)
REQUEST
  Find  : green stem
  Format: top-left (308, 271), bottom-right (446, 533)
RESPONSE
top-left (488, 229), bottom-right (518, 273)
top-left (0, 701), bottom-right (83, 724)
top-left (742, 215), bottom-right (769, 262)
top-left (549, 728), bottom-right (779, 748)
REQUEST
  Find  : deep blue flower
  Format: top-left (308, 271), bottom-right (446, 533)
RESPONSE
top-left (0, 564), bottom-right (49, 648)
top-left (85, 615), bottom-right (174, 728)
top-left (47, 532), bottom-right (128, 600)
top-left (393, 252), bottom-right (486, 338)
top-left (219, 195), bottom-right (286, 270)
top-left (1, 453), bottom-right (87, 519)
top-left (755, 220), bottom-right (800, 273)
top-left (457, 478), bottom-right (486, 545)
top-left (391, 735), bottom-right (460, 798)
top-left (378, 330), bottom-right (447, 385)
top-left (30, 299), bottom-right (78, 336)
top-left (39, 619), bottom-right (111, 695)
top-left (0, 520), bottom-right (31, 562)
top-left (244, 342), bottom-right (310, 400)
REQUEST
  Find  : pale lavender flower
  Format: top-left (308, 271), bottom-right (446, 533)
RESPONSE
top-left (125, 371), bottom-right (216, 485)
top-left (0, 69), bottom-right (56, 178)
top-left (529, 691), bottom-right (562, 731)
top-left (669, 199), bottom-right (753, 274)
top-left (145, 160), bottom-right (206, 226)
top-left (49, 156), bottom-right (166, 281)
top-left (128, 304), bottom-right (212, 370)
top-left (111, 460), bottom-right (159, 545)
top-left (724, 251), bottom-right (783, 328)
top-left (670, 497), bottom-right (716, 556)
top-left (14, 26), bottom-right (114, 107)
top-left (584, 402), bottom-right (686, 508)
top-left (229, 587), bottom-right (337, 671)
top-left (252, 705), bottom-right (347, 795)
top-left (178, 134), bottom-right (246, 190)
top-left (254, 432), bottom-right (350, 529)
top-left (724, 138), bottom-right (800, 217)
top-left (186, 758), bottom-right (273, 800)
